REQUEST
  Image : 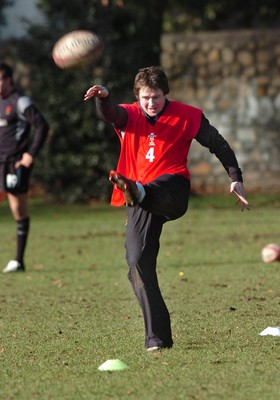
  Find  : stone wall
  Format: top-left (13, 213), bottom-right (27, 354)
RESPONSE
top-left (161, 29), bottom-right (280, 193)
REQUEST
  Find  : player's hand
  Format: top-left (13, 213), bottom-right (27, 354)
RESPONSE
top-left (15, 152), bottom-right (33, 169)
top-left (230, 181), bottom-right (250, 211)
top-left (84, 85), bottom-right (109, 101)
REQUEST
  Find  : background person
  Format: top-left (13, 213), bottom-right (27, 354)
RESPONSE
top-left (0, 62), bottom-right (49, 273)
top-left (84, 66), bottom-right (249, 351)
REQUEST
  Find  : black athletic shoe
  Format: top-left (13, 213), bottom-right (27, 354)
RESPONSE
top-left (109, 170), bottom-right (139, 207)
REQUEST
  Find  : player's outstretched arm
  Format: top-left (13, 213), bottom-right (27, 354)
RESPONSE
top-left (84, 85), bottom-right (109, 101)
top-left (84, 86), bottom-right (128, 128)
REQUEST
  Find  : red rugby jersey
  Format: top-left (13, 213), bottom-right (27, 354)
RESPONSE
top-left (111, 100), bottom-right (202, 206)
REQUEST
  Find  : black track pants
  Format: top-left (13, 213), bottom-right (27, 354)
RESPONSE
top-left (125, 174), bottom-right (190, 348)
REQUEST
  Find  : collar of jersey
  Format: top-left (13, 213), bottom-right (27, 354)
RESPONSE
top-left (138, 99), bottom-right (169, 125)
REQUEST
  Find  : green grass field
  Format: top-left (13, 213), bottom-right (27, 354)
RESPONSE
top-left (0, 194), bottom-right (279, 400)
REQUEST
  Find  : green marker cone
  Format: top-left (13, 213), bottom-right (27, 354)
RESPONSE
top-left (98, 359), bottom-right (129, 371)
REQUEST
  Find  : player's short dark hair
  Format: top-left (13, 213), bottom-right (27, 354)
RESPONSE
top-left (134, 66), bottom-right (169, 97)
top-left (0, 62), bottom-right (14, 83)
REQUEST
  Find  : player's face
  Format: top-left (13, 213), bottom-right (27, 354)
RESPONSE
top-left (0, 72), bottom-right (12, 98)
top-left (138, 86), bottom-right (166, 117)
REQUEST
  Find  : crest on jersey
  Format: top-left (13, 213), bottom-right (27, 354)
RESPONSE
top-left (148, 132), bottom-right (156, 146)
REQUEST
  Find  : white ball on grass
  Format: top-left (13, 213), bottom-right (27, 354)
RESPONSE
top-left (261, 243), bottom-right (280, 263)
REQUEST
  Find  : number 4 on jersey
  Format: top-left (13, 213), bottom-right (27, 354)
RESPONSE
top-left (145, 147), bottom-right (155, 162)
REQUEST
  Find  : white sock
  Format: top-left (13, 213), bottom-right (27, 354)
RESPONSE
top-left (136, 182), bottom-right (145, 203)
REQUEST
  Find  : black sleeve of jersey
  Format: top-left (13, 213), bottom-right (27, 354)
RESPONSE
top-left (195, 113), bottom-right (243, 182)
top-left (24, 105), bottom-right (49, 157)
top-left (95, 94), bottom-right (128, 129)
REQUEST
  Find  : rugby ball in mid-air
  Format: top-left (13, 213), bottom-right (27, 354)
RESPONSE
top-left (52, 30), bottom-right (103, 69)
top-left (261, 243), bottom-right (280, 263)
